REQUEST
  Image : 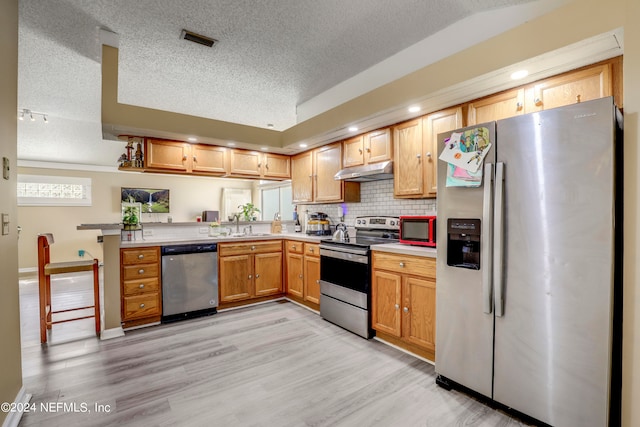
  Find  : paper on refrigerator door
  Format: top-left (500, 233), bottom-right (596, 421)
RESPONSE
top-left (439, 127), bottom-right (492, 173)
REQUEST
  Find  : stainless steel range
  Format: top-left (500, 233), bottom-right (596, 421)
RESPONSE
top-left (319, 216), bottom-right (399, 338)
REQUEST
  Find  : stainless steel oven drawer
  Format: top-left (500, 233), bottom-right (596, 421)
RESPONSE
top-left (320, 280), bottom-right (367, 309)
top-left (320, 293), bottom-right (370, 339)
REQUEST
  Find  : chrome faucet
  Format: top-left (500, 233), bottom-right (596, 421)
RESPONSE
top-left (229, 213), bottom-right (241, 233)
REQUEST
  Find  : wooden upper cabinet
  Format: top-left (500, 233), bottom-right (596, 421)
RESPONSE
top-left (292, 143), bottom-right (359, 204)
top-left (292, 151), bottom-right (313, 203)
top-left (146, 139), bottom-right (228, 176)
top-left (423, 107), bottom-right (463, 196)
top-left (343, 128), bottom-right (392, 168)
top-left (343, 135), bottom-right (365, 167)
top-left (146, 139), bottom-right (190, 172)
top-left (468, 63), bottom-right (614, 125)
top-left (467, 88), bottom-right (525, 125)
top-left (191, 145), bottom-right (227, 175)
top-left (314, 142), bottom-right (343, 203)
top-left (527, 63), bottom-right (612, 112)
top-left (263, 153), bottom-right (290, 179)
top-left (393, 118), bottom-right (424, 197)
top-left (229, 149), bottom-right (262, 177)
top-left (229, 149), bottom-right (291, 179)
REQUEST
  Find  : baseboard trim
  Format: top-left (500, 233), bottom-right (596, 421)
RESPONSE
top-left (2, 386), bottom-right (32, 427)
top-left (100, 327), bottom-right (124, 340)
top-left (373, 336), bottom-right (435, 366)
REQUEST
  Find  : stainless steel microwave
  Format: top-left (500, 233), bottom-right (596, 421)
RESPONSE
top-left (399, 215), bottom-right (436, 247)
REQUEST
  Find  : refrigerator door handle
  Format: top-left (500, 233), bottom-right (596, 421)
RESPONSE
top-left (482, 162), bottom-right (494, 314)
top-left (494, 162), bottom-right (505, 317)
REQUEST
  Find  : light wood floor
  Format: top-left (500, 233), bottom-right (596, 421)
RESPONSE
top-left (18, 273), bottom-right (528, 426)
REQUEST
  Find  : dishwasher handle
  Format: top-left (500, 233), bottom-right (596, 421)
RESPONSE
top-left (161, 243), bottom-right (218, 256)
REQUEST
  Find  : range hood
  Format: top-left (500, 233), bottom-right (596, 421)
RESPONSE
top-left (334, 160), bottom-right (393, 182)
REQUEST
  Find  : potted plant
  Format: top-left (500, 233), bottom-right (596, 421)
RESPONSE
top-left (238, 203), bottom-right (260, 221)
top-left (122, 205), bottom-right (140, 230)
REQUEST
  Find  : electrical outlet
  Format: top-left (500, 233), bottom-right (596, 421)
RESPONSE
top-left (199, 227), bottom-right (209, 234)
top-left (143, 229), bottom-right (153, 236)
top-left (78, 249), bottom-right (85, 257)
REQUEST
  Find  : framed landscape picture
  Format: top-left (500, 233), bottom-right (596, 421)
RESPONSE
top-left (121, 187), bottom-right (170, 213)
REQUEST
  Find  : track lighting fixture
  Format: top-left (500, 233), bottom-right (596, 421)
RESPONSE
top-left (17, 108), bottom-right (48, 123)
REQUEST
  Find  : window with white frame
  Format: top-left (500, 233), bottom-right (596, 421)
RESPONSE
top-left (260, 182), bottom-right (293, 221)
top-left (17, 174), bottom-right (92, 206)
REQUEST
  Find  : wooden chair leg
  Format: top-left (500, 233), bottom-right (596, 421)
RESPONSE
top-left (92, 260), bottom-right (101, 336)
top-left (38, 273), bottom-right (47, 344)
top-left (45, 275), bottom-right (52, 330)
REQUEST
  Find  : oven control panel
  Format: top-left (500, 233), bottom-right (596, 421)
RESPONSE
top-left (354, 216), bottom-right (400, 230)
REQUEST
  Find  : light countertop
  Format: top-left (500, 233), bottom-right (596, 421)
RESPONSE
top-left (370, 243), bottom-right (437, 258)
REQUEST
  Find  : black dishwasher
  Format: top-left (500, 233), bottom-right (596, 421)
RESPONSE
top-left (161, 243), bottom-right (218, 322)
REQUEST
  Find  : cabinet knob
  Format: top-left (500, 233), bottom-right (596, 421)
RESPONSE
top-left (576, 94), bottom-right (582, 103)
top-left (366, 147), bottom-right (371, 153)
top-left (182, 155), bottom-right (188, 161)
top-left (251, 245), bottom-right (256, 250)
top-left (416, 154), bottom-right (421, 162)
top-left (265, 164), bottom-right (269, 170)
top-left (299, 274), bottom-right (303, 279)
top-left (516, 101), bottom-right (523, 110)
top-left (309, 247), bottom-right (314, 252)
top-left (137, 254), bottom-right (144, 259)
top-left (403, 307), bottom-right (409, 313)
top-left (395, 304), bottom-right (400, 310)
top-left (316, 280), bottom-right (320, 284)
top-left (358, 148), bottom-right (363, 154)
top-left (425, 152), bottom-right (432, 158)
top-left (292, 245), bottom-right (297, 250)
top-left (399, 262), bottom-right (405, 268)
top-left (140, 303), bottom-right (145, 308)
top-left (139, 284), bottom-right (145, 289)
top-left (193, 156), bottom-right (197, 162)
top-left (248, 274), bottom-right (252, 279)
top-left (258, 162), bottom-right (261, 168)
top-left (256, 274), bottom-right (260, 279)
top-left (534, 97), bottom-right (543, 106)
top-left (138, 269), bottom-right (145, 274)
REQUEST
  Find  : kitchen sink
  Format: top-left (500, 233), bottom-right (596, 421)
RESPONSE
top-left (228, 232), bottom-right (271, 237)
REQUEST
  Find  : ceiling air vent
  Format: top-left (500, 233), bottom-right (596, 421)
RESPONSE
top-left (180, 29), bottom-right (217, 47)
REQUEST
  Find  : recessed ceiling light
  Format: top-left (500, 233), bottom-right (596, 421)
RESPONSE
top-left (187, 137), bottom-right (198, 142)
top-left (510, 70), bottom-right (529, 80)
top-left (227, 142), bottom-right (236, 147)
top-left (408, 106), bottom-right (421, 113)
top-left (260, 147), bottom-right (269, 151)
top-left (299, 143), bottom-right (308, 148)
top-left (266, 123), bottom-right (274, 129)
top-left (348, 126), bottom-right (358, 132)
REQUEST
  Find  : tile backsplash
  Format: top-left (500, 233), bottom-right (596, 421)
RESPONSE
top-left (298, 179), bottom-right (436, 227)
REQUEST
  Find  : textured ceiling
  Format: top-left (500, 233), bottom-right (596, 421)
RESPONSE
top-left (17, 0), bottom-right (560, 167)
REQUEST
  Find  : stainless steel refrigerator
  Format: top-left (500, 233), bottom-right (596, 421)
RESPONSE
top-left (435, 97), bottom-right (622, 426)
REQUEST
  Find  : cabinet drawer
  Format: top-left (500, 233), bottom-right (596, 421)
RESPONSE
top-left (304, 243), bottom-right (320, 257)
top-left (123, 277), bottom-right (160, 296)
top-left (219, 240), bottom-right (282, 256)
top-left (123, 293), bottom-right (161, 320)
top-left (286, 240), bottom-right (304, 254)
top-left (372, 252), bottom-right (436, 279)
top-left (121, 247), bottom-right (160, 265)
top-left (122, 263), bottom-right (159, 281)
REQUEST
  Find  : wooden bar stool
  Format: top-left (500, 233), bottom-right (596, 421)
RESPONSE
top-left (37, 233), bottom-right (100, 344)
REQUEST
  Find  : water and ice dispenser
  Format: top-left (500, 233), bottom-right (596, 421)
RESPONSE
top-left (446, 219), bottom-right (481, 270)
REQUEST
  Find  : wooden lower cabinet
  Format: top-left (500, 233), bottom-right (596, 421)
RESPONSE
top-left (120, 246), bottom-right (162, 328)
top-left (371, 251), bottom-right (436, 361)
top-left (303, 243), bottom-right (320, 305)
top-left (285, 240), bottom-right (320, 309)
top-left (219, 241), bottom-right (283, 305)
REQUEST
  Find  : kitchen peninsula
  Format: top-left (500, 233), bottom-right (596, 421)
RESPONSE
top-left (79, 221), bottom-right (438, 354)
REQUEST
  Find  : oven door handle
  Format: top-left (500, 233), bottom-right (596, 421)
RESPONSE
top-left (320, 248), bottom-right (369, 264)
